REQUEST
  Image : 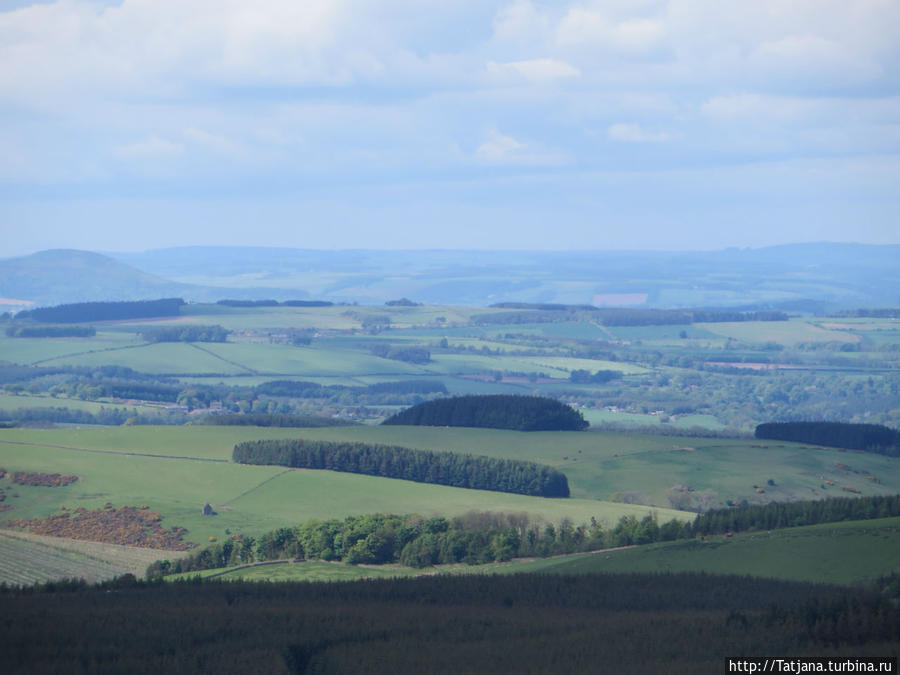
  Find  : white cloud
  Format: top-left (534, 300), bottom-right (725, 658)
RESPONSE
top-left (749, 34), bottom-right (881, 85)
top-left (555, 8), bottom-right (665, 54)
top-left (475, 129), bottom-right (525, 162)
top-left (475, 128), bottom-right (569, 165)
top-left (486, 58), bottom-right (580, 84)
top-left (607, 123), bottom-right (669, 143)
top-left (113, 136), bottom-right (184, 158)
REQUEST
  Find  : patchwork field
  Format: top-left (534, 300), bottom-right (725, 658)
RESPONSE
top-left (0, 426), bottom-right (694, 567)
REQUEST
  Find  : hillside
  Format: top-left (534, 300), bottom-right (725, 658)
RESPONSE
top-left (0, 250), bottom-right (190, 307)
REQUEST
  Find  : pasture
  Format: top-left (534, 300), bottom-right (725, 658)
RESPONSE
top-left (526, 516), bottom-right (900, 586)
top-left (0, 426), bottom-right (688, 556)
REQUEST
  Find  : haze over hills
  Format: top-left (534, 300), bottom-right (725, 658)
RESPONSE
top-left (0, 243), bottom-right (897, 310)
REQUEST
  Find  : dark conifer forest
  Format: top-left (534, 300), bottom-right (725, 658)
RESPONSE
top-left (755, 422), bottom-right (900, 456)
top-left (382, 394), bottom-right (589, 431)
top-left (233, 438), bottom-right (571, 497)
top-left (16, 298), bottom-right (185, 323)
top-left (1, 573), bottom-right (897, 674)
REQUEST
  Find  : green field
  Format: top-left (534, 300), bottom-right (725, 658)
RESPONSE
top-left (696, 319), bottom-right (861, 345)
top-left (4, 425), bottom-right (897, 512)
top-left (525, 517), bottom-right (900, 585)
top-left (0, 426), bottom-right (689, 551)
top-left (0, 393), bottom-right (161, 415)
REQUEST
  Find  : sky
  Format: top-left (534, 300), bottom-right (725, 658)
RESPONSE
top-left (1, 0), bottom-right (899, 256)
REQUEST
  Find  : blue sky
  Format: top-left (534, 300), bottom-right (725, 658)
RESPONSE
top-left (1, 0), bottom-right (899, 256)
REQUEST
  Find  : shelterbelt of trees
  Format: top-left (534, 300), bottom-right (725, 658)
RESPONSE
top-left (692, 494), bottom-right (900, 535)
top-left (476, 305), bottom-right (788, 326)
top-left (15, 298), bottom-right (185, 323)
top-left (216, 299), bottom-right (334, 307)
top-left (756, 422), bottom-right (900, 456)
top-left (198, 413), bottom-right (354, 428)
top-left (383, 394), bottom-right (589, 431)
top-left (232, 438), bottom-right (571, 498)
top-left (139, 324), bottom-right (229, 343)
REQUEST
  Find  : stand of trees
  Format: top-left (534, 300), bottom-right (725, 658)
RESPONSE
top-left (232, 438), bottom-right (571, 497)
top-left (139, 325), bottom-right (229, 343)
top-left (217, 299), bottom-right (333, 307)
top-left (383, 395), bottom-right (588, 432)
top-left (5, 325), bottom-right (95, 338)
top-left (756, 422), bottom-right (900, 456)
top-left (150, 511), bottom-right (682, 577)
top-left (197, 414), bottom-right (355, 428)
top-left (16, 299), bottom-right (184, 323)
top-left (475, 306), bottom-right (788, 327)
top-left (369, 344), bottom-right (431, 364)
top-left (692, 494), bottom-right (900, 535)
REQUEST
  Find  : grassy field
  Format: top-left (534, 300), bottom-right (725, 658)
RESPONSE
top-left (0, 426), bottom-right (689, 551)
top-left (523, 516), bottom-right (900, 586)
top-left (696, 319), bottom-right (861, 345)
top-left (2, 425), bottom-right (896, 551)
top-left (0, 393), bottom-right (162, 415)
top-left (0, 332), bottom-right (138, 365)
top-left (6, 424), bottom-right (898, 508)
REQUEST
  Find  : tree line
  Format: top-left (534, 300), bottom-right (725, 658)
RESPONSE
top-left (150, 493), bottom-right (900, 578)
top-left (197, 413), bottom-right (355, 428)
top-left (369, 344), bottom-right (431, 363)
top-left (692, 493), bottom-right (900, 535)
top-left (139, 324), bottom-right (229, 343)
top-left (254, 379), bottom-right (447, 398)
top-left (232, 438), bottom-right (571, 497)
top-left (5, 325), bottom-right (96, 338)
top-left (16, 298), bottom-right (185, 323)
top-left (383, 394), bottom-right (589, 432)
top-left (149, 510), bottom-right (686, 577)
top-left (216, 299), bottom-right (333, 307)
top-left (475, 306), bottom-right (788, 326)
top-left (756, 422), bottom-right (900, 456)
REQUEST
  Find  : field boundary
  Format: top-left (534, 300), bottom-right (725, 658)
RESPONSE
top-left (222, 469), bottom-right (291, 505)
top-left (29, 342), bottom-right (152, 366)
top-left (0, 439), bottom-right (228, 463)
top-left (188, 343), bottom-right (258, 375)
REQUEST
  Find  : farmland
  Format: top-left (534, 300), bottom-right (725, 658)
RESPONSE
top-left (525, 516), bottom-right (900, 586)
top-left (168, 516), bottom-right (900, 587)
top-left (0, 301), bottom-right (899, 588)
top-left (2, 302), bottom-right (897, 434)
top-left (0, 530), bottom-right (164, 585)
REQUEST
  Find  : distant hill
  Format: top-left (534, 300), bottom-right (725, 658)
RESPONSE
top-left (112, 243), bottom-right (900, 310)
top-left (0, 250), bottom-right (191, 308)
top-left (3, 243), bottom-right (898, 309)
top-left (0, 250), bottom-right (312, 308)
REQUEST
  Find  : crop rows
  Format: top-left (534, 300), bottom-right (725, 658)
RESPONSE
top-left (0, 534), bottom-right (129, 585)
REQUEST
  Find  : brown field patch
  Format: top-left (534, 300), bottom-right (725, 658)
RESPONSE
top-left (9, 505), bottom-right (195, 550)
top-left (12, 472), bottom-right (79, 488)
